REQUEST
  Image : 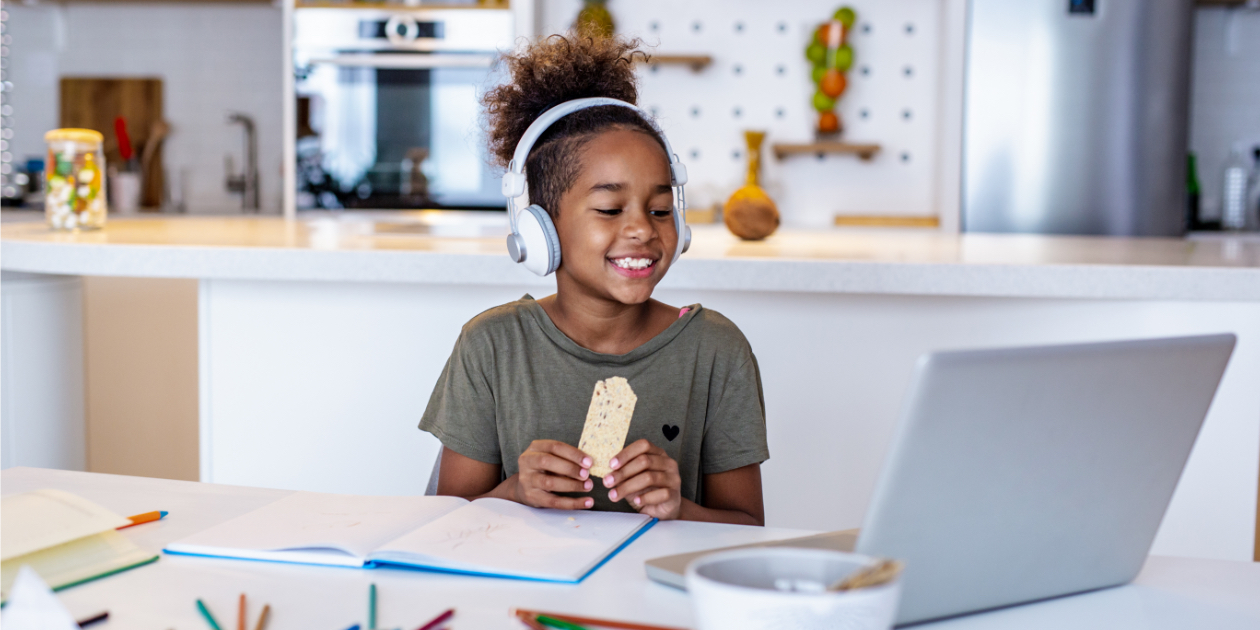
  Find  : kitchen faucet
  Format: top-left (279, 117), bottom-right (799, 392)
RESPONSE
top-left (225, 112), bottom-right (260, 211)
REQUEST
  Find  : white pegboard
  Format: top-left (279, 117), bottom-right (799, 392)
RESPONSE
top-left (540, 0), bottom-right (949, 228)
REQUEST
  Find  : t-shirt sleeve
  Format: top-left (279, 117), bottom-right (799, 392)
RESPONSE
top-left (702, 352), bottom-right (770, 474)
top-left (418, 328), bottom-right (502, 465)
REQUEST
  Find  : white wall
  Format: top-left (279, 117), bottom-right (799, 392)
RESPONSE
top-left (1189, 6), bottom-right (1260, 223)
top-left (5, 2), bottom-right (285, 214)
top-left (539, 0), bottom-right (961, 228)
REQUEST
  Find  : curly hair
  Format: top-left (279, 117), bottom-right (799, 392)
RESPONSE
top-left (483, 35), bottom-right (668, 216)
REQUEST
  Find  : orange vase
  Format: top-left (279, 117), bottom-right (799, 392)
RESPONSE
top-left (723, 131), bottom-right (780, 241)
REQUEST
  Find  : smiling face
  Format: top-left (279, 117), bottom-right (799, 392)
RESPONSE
top-left (552, 127), bottom-right (678, 306)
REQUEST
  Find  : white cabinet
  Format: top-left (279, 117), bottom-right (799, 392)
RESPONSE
top-left (1, 271), bottom-right (86, 471)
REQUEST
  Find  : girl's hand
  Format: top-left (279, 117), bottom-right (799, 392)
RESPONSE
top-left (514, 440), bottom-right (596, 510)
top-left (603, 439), bottom-right (682, 520)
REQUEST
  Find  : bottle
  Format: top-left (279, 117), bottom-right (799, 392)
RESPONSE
top-left (1221, 143), bottom-right (1249, 231)
top-left (1186, 153), bottom-right (1203, 231)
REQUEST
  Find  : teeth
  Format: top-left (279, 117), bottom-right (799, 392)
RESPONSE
top-left (612, 257), bottom-right (654, 270)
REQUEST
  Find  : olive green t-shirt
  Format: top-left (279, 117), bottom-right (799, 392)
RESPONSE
top-left (419, 295), bottom-right (769, 513)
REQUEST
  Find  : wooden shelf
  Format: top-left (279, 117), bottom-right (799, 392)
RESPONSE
top-left (834, 215), bottom-right (940, 229)
top-left (772, 141), bottom-right (882, 161)
top-left (641, 55), bottom-right (713, 72)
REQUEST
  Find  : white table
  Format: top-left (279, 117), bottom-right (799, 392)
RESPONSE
top-left (3, 468), bottom-right (1259, 630)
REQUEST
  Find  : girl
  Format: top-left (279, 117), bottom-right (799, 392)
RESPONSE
top-left (420, 35), bottom-right (768, 526)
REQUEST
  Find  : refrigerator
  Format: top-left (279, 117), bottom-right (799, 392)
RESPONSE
top-left (963, 0), bottom-right (1195, 236)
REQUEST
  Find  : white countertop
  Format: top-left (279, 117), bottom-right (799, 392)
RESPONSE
top-left (3, 213), bottom-right (1259, 300)
top-left (4, 467), bottom-right (1259, 630)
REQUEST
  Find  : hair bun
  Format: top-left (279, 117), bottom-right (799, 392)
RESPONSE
top-left (484, 35), bottom-right (647, 168)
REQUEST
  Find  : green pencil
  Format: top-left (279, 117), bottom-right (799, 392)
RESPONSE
top-left (368, 583), bottom-right (377, 630)
top-left (196, 599), bottom-right (223, 630)
top-left (536, 615), bottom-right (589, 630)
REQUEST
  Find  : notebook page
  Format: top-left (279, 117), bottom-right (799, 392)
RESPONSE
top-left (370, 498), bottom-right (652, 581)
top-left (1, 490), bottom-right (131, 561)
top-left (166, 492), bottom-right (468, 561)
top-left (1, 530), bottom-right (156, 601)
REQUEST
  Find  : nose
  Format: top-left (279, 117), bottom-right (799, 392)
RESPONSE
top-left (621, 205), bottom-right (656, 242)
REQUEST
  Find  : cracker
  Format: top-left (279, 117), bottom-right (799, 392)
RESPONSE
top-left (577, 377), bottom-right (638, 478)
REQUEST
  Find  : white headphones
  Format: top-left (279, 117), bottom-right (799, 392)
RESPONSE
top-left (500, 97), bottom-right (691, 277)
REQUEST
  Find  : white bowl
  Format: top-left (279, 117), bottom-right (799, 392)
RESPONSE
top-left (686, 547), bottom-right (902, 630)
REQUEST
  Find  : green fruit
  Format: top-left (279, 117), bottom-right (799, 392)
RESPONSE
top-left (834, 6), bottom-right (857, 28)
top-left (829, 45), bottom-right (854, 71)
top-left (812, 89), bottom-right (836, 112)
top-left (805, 42), bottom-right (826, 65)
top-left (811, 64), bottom-right (828, 83)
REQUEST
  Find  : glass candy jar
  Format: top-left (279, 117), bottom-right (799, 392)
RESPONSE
top-left (44, 129), bottom-right (107, 230)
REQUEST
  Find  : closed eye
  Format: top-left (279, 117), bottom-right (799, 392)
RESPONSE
top-left (595, 208), bottom-right (622, 216)
top-left (650, 208), bottom-right (673, 218)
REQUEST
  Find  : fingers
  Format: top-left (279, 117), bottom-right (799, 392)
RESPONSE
top-left (521, 450), bottom-right (590, 482)
top-left (609, 439), bottom-right (662, 473)
top-left (515, 441), bottom-right (597, 511)
top-left (523, 490), bottom-right (594, 511)
top-left (602, 449), bottom-right (664, 488)
top-left (522, 468), bottom-right (593, 494)
top-left (607, 466), bottom-right (680, 502)
top-left (529, 440), bottom-right (593, 471)
top-left (626, 486), bottom-right (675, 510)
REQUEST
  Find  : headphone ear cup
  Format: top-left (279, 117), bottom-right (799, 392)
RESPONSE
top-left (673, 201), bottom-right (691, 260)
top-left (518, 204), bottom-right (562, 276)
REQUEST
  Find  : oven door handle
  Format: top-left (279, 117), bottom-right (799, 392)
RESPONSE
top-left (305, 54), bottom-right (496, 69)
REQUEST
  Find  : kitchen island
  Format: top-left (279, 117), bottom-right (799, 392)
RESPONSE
top-left (3, 214), bottom-right (1259, 562)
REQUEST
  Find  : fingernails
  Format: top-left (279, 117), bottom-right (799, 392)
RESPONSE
top-left (582, 457), bottom-right (592, 467)
top-left (634, 496), bottom-right (642, 506)
top-left (603, 475), bottom-right (615, 487)
top-left (610, 458), bottom-right (620, 469)
top-left (585, 498), bottom-right (594, 508)
top-left (584, 479), bottom-right (593, 491)
top-left (609, 490), bottom-right (619, 501)
top-left (580, 468), bottom-right (589, 479)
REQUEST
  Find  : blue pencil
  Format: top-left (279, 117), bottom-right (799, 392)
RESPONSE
top-left (368, 583), bottom-right (377, 630)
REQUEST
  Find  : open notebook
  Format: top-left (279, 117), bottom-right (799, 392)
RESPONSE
top-left (164, 492), bottom-right (655, 583)
top-left (1, 489), bottom-right (159, 602)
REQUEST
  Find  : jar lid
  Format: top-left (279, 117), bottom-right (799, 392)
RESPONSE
top-left (44, 128), bottom-right (105, 144)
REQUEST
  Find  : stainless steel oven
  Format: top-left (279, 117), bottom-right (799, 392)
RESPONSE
top-left (292, 7), bottom-right (513, 211)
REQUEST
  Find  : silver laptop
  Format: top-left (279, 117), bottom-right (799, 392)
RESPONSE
top-left (647, 334), bottom-right (1235, 626)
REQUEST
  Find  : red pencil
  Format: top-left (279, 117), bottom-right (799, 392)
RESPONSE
top-left (415, 608), bottom-right (454, 630)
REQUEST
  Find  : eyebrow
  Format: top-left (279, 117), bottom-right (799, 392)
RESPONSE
top-left (587, 182), bottom-right (674, 194)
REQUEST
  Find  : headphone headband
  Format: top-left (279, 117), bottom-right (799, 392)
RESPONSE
top-left (501, 97), bottom-right (690, 276)
top-left (500, 97), bottom-right (687, 198)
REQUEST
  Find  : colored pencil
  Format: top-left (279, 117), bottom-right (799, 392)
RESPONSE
top-left (197, 599), bottom-right (224, 630)
top-left (368, 583), bottom-right (377, 630)
top-left (414, 608), bottom-right (454, 630)
top-left (536, 615), bottom-right (588, 630)
top-left (75, 611), bottom-right (109, 627)
top-left (238, 593), bottom-right (247, 630)
top-left (253, 604), bottom-right (271, 630)
top-left (117, 510), bottom-right (168, 529)
top-left (514, 611), bottom-right (548, 630)
top-left (513, 610), bottom-right (687, 630)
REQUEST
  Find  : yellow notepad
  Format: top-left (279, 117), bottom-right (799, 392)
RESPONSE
top-left (1, 489), bottom-right (158, 601)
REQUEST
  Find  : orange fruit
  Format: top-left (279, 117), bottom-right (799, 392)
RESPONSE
top-left (820, 69), bottom-right (847, 98)
top-left (818, 111), bottom-right (840, 133)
